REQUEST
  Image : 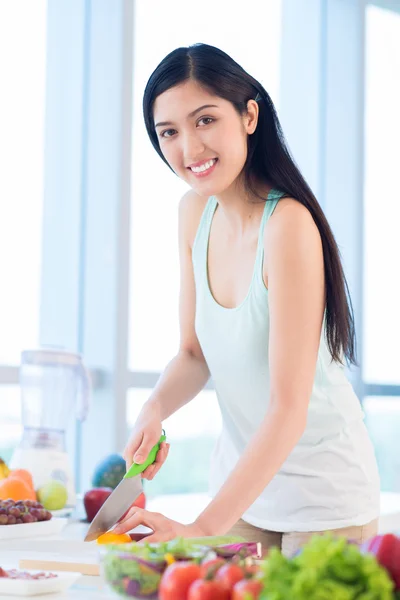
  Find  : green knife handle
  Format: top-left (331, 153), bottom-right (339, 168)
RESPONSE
top-left (124, 432), bottom-right (167, 479)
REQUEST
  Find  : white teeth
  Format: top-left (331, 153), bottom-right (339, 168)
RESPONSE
top-left (190, 159), bottom-right (216, 173)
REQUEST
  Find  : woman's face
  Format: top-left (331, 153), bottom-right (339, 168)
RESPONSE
top-left (153, 80), bottom-right (258, 197)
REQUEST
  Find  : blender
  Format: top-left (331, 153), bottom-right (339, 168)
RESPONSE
top-left (10, 348), bottom-right (91, 507)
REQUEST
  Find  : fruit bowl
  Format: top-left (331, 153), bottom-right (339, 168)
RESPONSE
top-left (100, 545), bottom-right (165, 599)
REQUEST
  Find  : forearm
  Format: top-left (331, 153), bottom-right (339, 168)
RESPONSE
top-left (145, 349), bottom-right (210, 421)
top-left (195, 401), bottom-right (308, 535)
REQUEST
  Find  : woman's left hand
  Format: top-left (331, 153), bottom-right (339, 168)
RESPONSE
top-left (112, 507), bottom-right (206, 543)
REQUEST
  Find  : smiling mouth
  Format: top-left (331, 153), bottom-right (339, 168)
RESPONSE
top-left (187, 158), bottom-right (218, 174)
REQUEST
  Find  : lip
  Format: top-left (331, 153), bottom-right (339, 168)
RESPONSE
top-left (187, 158), bottom-right (217, 168)
top-left (187, 158), bottom-right (218, 178)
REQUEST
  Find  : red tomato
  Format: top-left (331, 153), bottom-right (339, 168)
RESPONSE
top-left (215, 563), bottom-right (245, 592)
top-left (232, 578), bottom-right (263, 600)
top-left (188, 579), bottom-right (230, 600)
top-left (159, 562), bottom-right (202, 600)
top-left (200, 558), bottom-right (226, 578)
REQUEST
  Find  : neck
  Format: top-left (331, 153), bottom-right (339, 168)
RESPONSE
top-left (213, 178), bottom-right (272, 236)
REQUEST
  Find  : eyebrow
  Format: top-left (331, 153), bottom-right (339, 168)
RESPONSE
top-left (154, 104), bottom-right (219, 128)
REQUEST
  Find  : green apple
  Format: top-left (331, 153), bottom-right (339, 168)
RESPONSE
top-left (37, 480), bottom-right (68, 511)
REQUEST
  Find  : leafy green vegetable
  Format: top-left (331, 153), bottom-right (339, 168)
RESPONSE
top-left (102, 551), bottom-right (162, 596)
top-left (260, 534), bottom-right (394, 600)
top-left (102, 537), bottom-right (204, 564)
top-left (103, 536), bottom-right (245, 562)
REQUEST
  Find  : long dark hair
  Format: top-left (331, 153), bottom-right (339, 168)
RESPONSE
top-left (142, 43), bottom-right (357, 366)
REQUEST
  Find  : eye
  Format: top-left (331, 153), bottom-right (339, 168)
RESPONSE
top-left (160, 128), bottom-right (177, 139)
top-left (197, 117), bottom-right (214, 127)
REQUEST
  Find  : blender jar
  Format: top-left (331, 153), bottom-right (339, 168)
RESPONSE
top-left (10, 348), bottom-right (90, 507)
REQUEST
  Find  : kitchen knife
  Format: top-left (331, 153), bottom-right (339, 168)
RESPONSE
top-left (84, 432), bottom-right (166, 542)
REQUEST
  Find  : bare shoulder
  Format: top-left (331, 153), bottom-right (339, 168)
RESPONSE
top-left (179, 189), bottom-right (209, 248)
top-left (263, 197), bottom-right (323, 284)
top-left (266, 197), bottom-right (322, 252)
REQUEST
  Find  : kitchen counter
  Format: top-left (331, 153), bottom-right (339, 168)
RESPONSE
top-left (1, 492), bottom-right (400, 598)
top-left (0, 520), bottom-right (112, 599)
top-left (0, 494), bottom-right (208, 599)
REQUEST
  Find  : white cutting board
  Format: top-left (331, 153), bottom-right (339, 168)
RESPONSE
top-left (17, 540), bottom-right (101, 576)
top-left (19, 558), bottom-right (100, 576)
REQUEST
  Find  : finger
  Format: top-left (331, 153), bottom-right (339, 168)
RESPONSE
top-left (142, 464), bottom-right (156, 480)
top-left (134, 433), bottom-right (160, 465)
top-left (116, 504), bottom-right (137, 524)
top-left (123, 433), bottom-right (144, 470)
top-left (146, 466), bottom-right (157, 481)
top-left (159, 443), bottom-right (171, 465)
top-left (149, 444), bottom-right (170, 477)
top-left (141, 443), bottom-right (169, 479)
top-left (113, 508), bottom-right (145, 533)
top-left (157, 441), bottom-right (168, 457)
top-left (149, 442), bottom-right (167, 468)
top-left (114, 508), bottom-right (158, 534)
top-left (152, 445), bottom-right (171, 478)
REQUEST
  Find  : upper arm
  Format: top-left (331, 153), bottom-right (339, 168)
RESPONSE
top-left (178, 190), bottom-right (208, 360)
top-left (265, 199), bottom-right (325, 410)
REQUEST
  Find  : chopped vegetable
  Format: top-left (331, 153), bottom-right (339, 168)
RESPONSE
top-left (104, 537), bottom-right (252, 562)
top-left (102, 551), bottom-right (163, 598)
top-left (96, 532), bottom-right (131, 545)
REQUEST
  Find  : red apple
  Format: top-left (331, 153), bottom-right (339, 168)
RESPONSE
top-left (133, 492), bottom-right (146, 510)
top-left (83, 489), bottom-right (146, 524)
top-left (118, 492), bottom-right (146, 522)
top-left (83, 487), bottom-right (113, 523)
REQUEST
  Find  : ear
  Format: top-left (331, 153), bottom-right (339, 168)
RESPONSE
top-left (244, 99), bottom-right (259, 135)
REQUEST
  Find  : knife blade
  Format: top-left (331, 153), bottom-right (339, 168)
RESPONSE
top-left (84, 432), bottom-right (166, 542)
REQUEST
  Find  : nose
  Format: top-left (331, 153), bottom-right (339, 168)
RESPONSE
top-left (182, 131), bottom-right (205, 164)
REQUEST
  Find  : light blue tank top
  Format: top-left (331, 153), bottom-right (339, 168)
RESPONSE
top-left (192, 189), bottom-right (380, 532)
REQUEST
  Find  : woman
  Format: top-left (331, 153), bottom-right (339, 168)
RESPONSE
top-left (114, 43), bottom-right (380, 556)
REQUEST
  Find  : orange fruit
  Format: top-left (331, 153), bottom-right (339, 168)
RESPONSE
top-left (0, 476), bottom-right (36, 501)
top-left (96, 531), bottom-right (131, 545)
top-left (9, 469), bottom-right (34, 490)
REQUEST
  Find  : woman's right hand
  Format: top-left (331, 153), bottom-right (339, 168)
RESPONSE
top-left (123, 403), bottom-right (170, 480)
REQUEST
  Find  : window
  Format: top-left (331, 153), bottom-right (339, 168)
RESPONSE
top-left (364, 397), bottom-right (400, 492)
top-left (0, 1), bottom-right (47, 465)
top-left (363, 4), bottom-right (400, 385)
top-left (362, 4), bottom-right (400, 496)
top-left (0, 1), bottom-right (47, 365)
top-left (0, 387), bottom-right (22, 464)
